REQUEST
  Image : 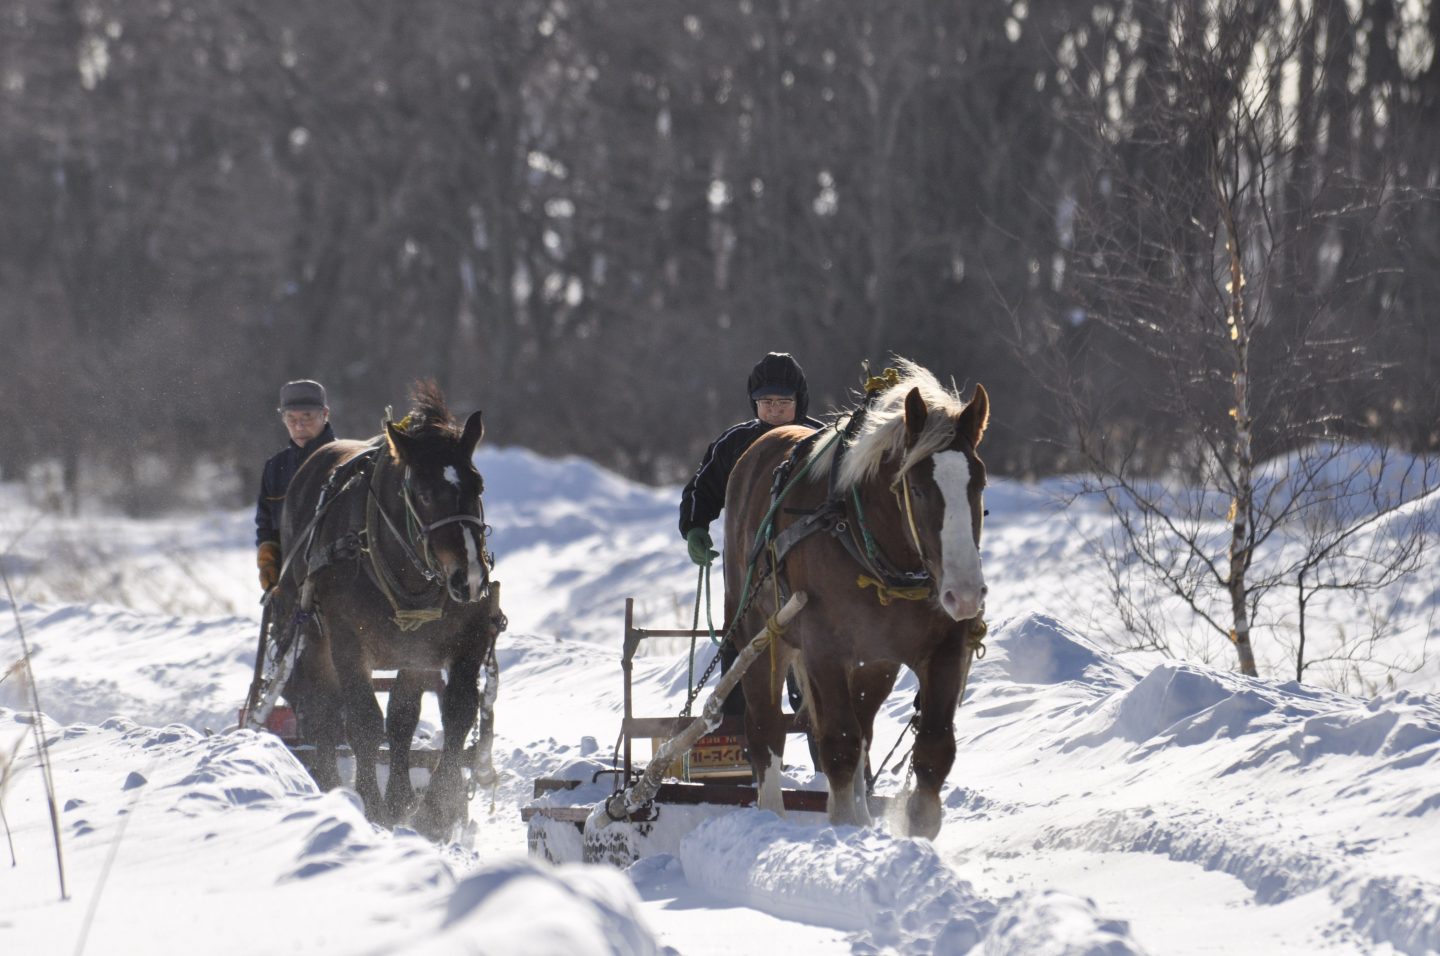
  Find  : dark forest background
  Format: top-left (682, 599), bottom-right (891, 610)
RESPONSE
top-left (3, 0), bottom-right (1437, 513)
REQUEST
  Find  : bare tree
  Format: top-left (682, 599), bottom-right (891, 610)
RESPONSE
top-left (1281, 445), bottom-right (1435, 685)
top-left (1015, 1), bottom-right (1437, 682)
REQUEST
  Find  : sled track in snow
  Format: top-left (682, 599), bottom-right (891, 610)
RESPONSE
top-left (1036, 809), bottom-right (1440, 955)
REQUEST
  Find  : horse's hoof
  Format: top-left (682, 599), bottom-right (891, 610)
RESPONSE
top-left (386, 791), bottom-right (417, 823)
top-left (309, 768), bottom-right (341, 791)
top-left (364, 801), bottom-right (393, 827)
top-left (412, 791), bottom-right (470, 843)
top-left (906, 792), bottom-right (942, 839)
top-left (411, 806), bottom-right (454, 843)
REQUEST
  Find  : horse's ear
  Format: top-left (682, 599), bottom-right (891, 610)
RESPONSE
top-left (903, 387), bottom-right (928, 446)
top-left (958, 383), bottom-right (990, 448)
top-left (385, 421), bottom-right (417, 462)
top-left (460, 410), bottom-right (484, 456)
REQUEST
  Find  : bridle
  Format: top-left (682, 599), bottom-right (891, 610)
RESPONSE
top-left (369, 463), bottom-right (492, 594)
top-left (405, 469), bottom-right (491, 583)
top-left (887, 436), bottom-right (984, 569)
top-left (890, 470), bottom-right (927, 565)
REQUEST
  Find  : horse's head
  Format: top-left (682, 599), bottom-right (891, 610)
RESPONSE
top-left (384, 408), bottom-right (490, 604)
top-left (897, 382), bottom-right (989, 622)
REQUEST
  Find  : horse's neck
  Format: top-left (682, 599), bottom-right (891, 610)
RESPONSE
top-left (850, 470), bottom-right (910, 554)
top-left (365, 464), bottom-right (435, 589)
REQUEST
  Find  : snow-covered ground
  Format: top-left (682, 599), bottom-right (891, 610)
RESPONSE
top-left (1, 446), bottom-right (1437, 954)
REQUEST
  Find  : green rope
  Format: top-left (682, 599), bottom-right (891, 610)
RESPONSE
top-left (851, 486), bottom-right (881, 563)
top-left (702, 560), bottom-right (716, 644)
top-left (687, 565), bottom-right (704, 704)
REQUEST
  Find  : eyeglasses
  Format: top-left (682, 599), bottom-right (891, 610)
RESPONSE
top-left (756, 398), bottom-right (796, 409)
top-left (281, 410), bottom-right (323, 426)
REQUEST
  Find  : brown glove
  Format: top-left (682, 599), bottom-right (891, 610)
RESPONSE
top-left (257, 541), bottom-right (282, 591)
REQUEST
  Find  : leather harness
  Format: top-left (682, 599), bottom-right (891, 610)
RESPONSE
top-left (749, 391), bottom-right (935, 608)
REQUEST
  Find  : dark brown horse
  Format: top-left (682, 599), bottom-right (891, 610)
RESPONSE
top-left (724, 360), bottom-right (989, 838)
top-left (280, 382), bottom-right (499, 838)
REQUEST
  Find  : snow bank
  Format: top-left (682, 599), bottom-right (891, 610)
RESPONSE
top-left (980, 891), bottom-right (1147, 956)
top-left (677, 810), bottom-right (1146, 954)
top-left (0, 600), bottom-right (257, 730)
top-left (679, 809), bottom-right (992, 947)
top-left (413, 858), bottom-right (669, 956)
top-left (981, 612), bottom-right (1135, 690)
top-left (1063, 661), bottom-right (1344, 752)
top-left (0, 709), bottom-right (665, 956)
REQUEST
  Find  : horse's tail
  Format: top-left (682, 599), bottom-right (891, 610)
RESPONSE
top-left (789, 656), bottom-right (817, 744)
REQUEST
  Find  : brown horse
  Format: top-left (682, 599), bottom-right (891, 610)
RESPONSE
top-left (279, 382), bottom-right (499, 839)
top-left (723, 360), bottom-right (989, 838)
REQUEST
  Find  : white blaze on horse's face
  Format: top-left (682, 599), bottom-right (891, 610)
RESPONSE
top-left (451, 463), bottom-right (486, 603)
top-left (463, 521), bottom-right (485, 602)
top-left (932, 450), bottom-right (985, 621)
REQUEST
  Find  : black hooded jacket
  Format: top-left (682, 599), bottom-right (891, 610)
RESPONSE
top-left (254, 423), bottom-right (336, 546)
top-left (678, 353), bottom-right (821, 538)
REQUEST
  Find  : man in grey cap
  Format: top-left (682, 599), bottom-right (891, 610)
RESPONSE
top-left (254, 380), bottom-right (336, 591)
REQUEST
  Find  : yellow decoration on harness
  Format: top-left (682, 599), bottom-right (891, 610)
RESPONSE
top-left (394, 607), bottom-right (444, 631)
top-left (864, 367), bottom-right (902, 395)
top-left (769, 627), bottom-right (779, 704)
top-left (760, 611), bottom-right (788, 647)
top-left (966, 614), bottom-right (988, 653)
top-left (856, 574), bottom-right (932, 605)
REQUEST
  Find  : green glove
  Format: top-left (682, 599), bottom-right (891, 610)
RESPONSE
top-left (686, 527), bottom-right (719, 567)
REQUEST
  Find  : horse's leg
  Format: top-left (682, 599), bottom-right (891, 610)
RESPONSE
top-left (808, 656), bottom-right (872, 828)
top-left (291, 616), bottom-right (343, 791)
top-left (331, 633), bottom-right (387, 824)
top-left (851, 660), bottom-right (900, 815)
top-left (415, 650), bottom-right (481, 840)
top-left (740, 637), bottom-right (794, 817)
top-left (907, 635), bottom-right (966, 839)
top-left (383, 669), bottom-right (426, 822)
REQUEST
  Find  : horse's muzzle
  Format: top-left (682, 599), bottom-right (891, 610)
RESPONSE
top-left (447, 568), bottom-right (488, 604)
top-left (940, 584), bottom-right (985, 622)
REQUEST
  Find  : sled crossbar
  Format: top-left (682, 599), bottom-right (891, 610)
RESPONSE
top-left (621, 714), bottom-right (802, 738)
top-left (522, 781), bottom-right (841, 824)
top-left (621, 598), bottom-right (806, 780)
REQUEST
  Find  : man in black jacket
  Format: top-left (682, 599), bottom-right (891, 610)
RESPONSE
top-left (254, 380), bottom-right (336, 591)
top-left (679, 353), bottom-right (823, 717)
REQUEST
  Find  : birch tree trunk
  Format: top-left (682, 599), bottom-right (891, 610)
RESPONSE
top-left (1216, 156), bottom-right (1259, 678)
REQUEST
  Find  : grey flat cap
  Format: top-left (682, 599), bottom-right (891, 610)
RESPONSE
top-left (278, 380), bottom-right (327, 410)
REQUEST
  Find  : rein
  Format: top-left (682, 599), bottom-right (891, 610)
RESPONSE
top-left (891, 472), bottom-right (926, 565)
top-left (265, 445), bottom-right (380, 606)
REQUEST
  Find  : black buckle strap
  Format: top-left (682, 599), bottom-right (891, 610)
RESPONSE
top-left (305, 530), bottom-right (364, 576)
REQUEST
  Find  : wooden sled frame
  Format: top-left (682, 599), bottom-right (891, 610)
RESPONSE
top-left (617, 597), bottom-right (806, 785)
top-left (524, 594), bottom-right (896, 866)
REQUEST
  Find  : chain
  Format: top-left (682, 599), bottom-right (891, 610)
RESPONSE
top-left (678, 556), bottom-right (773, 717)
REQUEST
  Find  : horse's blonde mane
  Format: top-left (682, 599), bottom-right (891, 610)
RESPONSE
top-left (807, 358), bottom-right (971, 490)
